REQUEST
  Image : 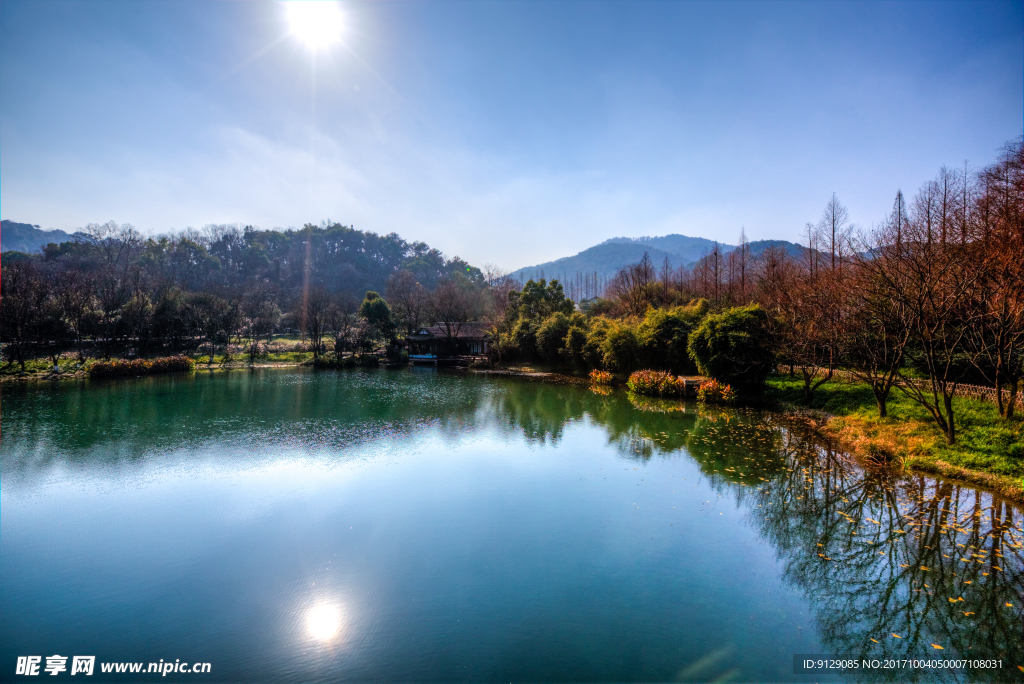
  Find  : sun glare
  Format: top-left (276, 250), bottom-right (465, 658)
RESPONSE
top-left (306, 604), bottom-right (343, 641)
top-left (287, 2), bottom-right (344, 49)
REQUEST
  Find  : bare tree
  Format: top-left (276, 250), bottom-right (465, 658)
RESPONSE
top-left (121, 290), bottom-right (154, 357)
top-left (964, 139), bottom-right (1024, 417)
top-left (845, 204), bottom-right (914, 417)
top-left (386, 270), bottom-right (426, 334)
top-left (480, 265), bottom-right (519, 323)
top-left (56, 269), bottom-right (94, 362)
top-left (242, 288), bottom-right (280, 363)
top-left (803, 221), bottom-right (819, 276)
top-left (733, 227), bottom-right (751, 302)
top-left (331, 292), bottom-right (359, 356)
top-left (607, 252), bottom-right (658, 316)
top-left (302, 287), bottom-right (332, 358)
top-left (885, 177), bottom-right (984, 443)
top-left (94, 265), bottom-right (131, 359)
top-left (816, 193), bottom-right (851, 271)
top-left (766, 256), bottom-right (845, 401)
top-left (0, 261), bottom-right (45, 371)
top-left (188, 292), bottom-right (230, 364)
top-left (755, 245), bottom-right (799, 375)
top-left (428, 278), bottom-right (477, 348)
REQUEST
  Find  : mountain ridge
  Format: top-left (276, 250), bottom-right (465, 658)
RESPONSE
top-left (1, 220), bottom-right (85, 254)
top-left (510, 233), bottom-right (805, 285)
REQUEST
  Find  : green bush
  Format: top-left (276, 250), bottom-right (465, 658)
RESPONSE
top-left (687, 304), bottom-right (774, 388)
top-left (600, 320), bottom-right (640, 373)
top-left (637, 300), bottom-right (708, 374)
top-left (583, 318), bottom-right (611, 367)
top-left (564, 325), bottom-right (589, 368)
top-left (536, 312), bottom-right (571, 363)
top-left (511, 318), bottom-right (538, 360)
top-left (89, 355), bottom-right (195, 378)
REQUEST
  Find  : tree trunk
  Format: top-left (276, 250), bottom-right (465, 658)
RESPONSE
top-left (943, 393), bottom-right (956, 444)
top-left (873, 386), bottom-right (888, 418)
top-left (1006, 379), bottom-right (1020, 420)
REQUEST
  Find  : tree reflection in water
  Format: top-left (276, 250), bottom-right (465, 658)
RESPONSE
top-left (745, 425), bottom-right (1022, 682)
top-left (507, 385), bottom-right (1023, 680)
top-left (4, 369), bottom-right (1021, 681)
top-left (491, 382), bottom-right (1022, 680)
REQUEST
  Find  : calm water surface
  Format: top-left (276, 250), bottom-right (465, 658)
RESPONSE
top-left (1, 368), bottom-right (1021, 682)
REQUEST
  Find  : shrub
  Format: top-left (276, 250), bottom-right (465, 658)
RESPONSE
top-left (564, 325), bottom-right (589, 368)
top-left (89, 355), bottom-right (195, 378)
top-left (601, 321), bottom-right (640, 373)
top-left (583, 318), bottom-right (612, 367)
top-left (511, 318), bottom-right (538, 360)
top-left (589, 369), bottom-right (613, 385)
top-left (696, 379), bottom-right (736, 405)
top-left (536, 312), bottom-right (571, 363)
top-left (637, 300), bottom-right (708, 375)
top-left (687, 304), bottom-right (774, 388)
top-left (627, 370), bottom-right (687, 397)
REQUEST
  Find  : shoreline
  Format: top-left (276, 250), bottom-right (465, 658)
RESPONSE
top-left (777, 408), bottom-right (1024, 505)
top-left (6, 360), bottom-right (1021, 503)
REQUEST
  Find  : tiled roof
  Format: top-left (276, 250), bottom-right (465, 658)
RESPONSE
top-left (410, 322), bottom-right (490, 339)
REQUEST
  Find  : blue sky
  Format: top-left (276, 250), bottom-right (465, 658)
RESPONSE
top-left (1, 0), bottom-right (1021, 270)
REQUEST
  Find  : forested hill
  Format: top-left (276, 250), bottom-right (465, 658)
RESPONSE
top-left (1, 220), bottom-right (82, 253)
top-left (8, 221), bottom-right (482, 309)
top-left (510, 233), bottom-right (806, 285)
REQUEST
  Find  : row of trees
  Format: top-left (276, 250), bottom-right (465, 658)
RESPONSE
top-left (0, 222), bottom-right (502, 367)
top-left (759, 140), bottom-right (1023, 443)
top-left (493, 138), bottom-right (1023, 445)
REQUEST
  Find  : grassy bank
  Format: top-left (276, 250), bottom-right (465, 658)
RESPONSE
top-left (766, 375), bottom-right (1024, 501)
top-left (0, 351), bottom-right (313, 382)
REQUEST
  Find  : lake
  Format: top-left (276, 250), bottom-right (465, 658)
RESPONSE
top-left (1, 368), bottom-right (1021, 682)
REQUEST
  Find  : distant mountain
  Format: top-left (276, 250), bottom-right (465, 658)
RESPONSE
top-left (511, 242), bottom-right (685, 285)
top-left (600, 235), bottom-right (734, 264)
top-left (510, 233), bottom-right (807, 285)
top-left (745, 239), bottom-right (807, 260)
top-left (1, 220), bottom-right (83, 253)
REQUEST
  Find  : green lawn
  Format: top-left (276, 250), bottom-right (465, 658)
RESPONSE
top-left (765, 375), bottom-right (1024, 494)
top-left (188, 350), bottom-right (314, 365)
top-left (0, 357), bottom-right (82, 376)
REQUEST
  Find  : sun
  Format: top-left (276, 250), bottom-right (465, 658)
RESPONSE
top-left (287, 2), bottom-right (344, 49)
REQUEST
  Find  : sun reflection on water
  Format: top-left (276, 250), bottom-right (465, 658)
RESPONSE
top-left (306, 604), bottom-right (343, 642)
